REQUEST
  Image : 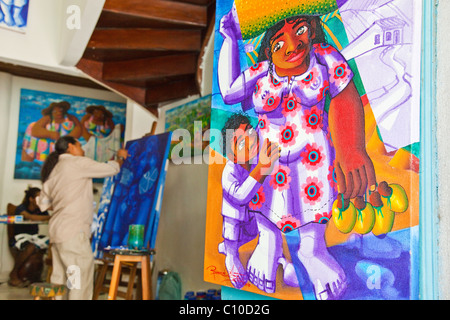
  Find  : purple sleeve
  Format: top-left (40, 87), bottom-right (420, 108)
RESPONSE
top-left (314, 43), bottom-right (354, 98)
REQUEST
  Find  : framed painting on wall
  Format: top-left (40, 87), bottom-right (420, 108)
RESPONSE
top-left (14, 88), bottom-right (127, 180)
top-left (164, 94), bottom-right (211, 161)
top-left (204, 0), bottom-right (422, 300)
top-left (0, 0), bottom-right (29, 33)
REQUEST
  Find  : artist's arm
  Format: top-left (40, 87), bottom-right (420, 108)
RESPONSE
top-left (328, 80), bottom-right (377, 199)
top-left (77, 155), bottom-right (123, 178)
top-left (31, 116), bottom-right (59, 140)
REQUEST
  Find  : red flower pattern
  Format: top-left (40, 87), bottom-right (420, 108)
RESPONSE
top-left (300, 143), bottom-right (325, 170)
top-left (262, 93), bottom-right (281, 112)
top-left (248, 62), bottom-right (264, 77)
top-left (270, 165), bottom-right (291, 192)
top-left (249, 186), bottom-right (265, 210)
top-left (302, 106), bottom-right (322, 133)
top-left (301, 177), bottom-right (323, 205)
top-left (313, 43), bottom-right (336, 55)
top-left (277, 214), bottom-right (301, 233)
top-left (257, 114), bottom-right (270, 134)
top-left (281, 93), bottom-right (301, 117)
top-left (314, 211), bottom-right (332, 224)
top-left (279, 122), bottom-right (298, 147)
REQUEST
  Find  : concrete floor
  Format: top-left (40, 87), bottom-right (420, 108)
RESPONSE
top-left (0, 282), bottom-right (32, 300)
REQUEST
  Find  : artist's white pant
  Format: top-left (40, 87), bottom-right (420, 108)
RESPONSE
top-left (50, 232), bottom-right (94, 300)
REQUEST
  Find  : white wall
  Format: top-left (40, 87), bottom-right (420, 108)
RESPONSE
top-left (0, 0), bottom-right (103, 76)
top-left (152, 96), bottom-right (220, 294)
top-left (437, 0), bottom-right (450, 301)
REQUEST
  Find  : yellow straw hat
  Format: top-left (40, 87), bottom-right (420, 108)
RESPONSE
top-left (235, 0), bottom-right (338, 40)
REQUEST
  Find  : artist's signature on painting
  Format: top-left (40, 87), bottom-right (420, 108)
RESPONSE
top-left (206, 265), bottom-right (250, 288)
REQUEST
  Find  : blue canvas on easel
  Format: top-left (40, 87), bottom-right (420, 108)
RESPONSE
top-left (97, 132), bottom-right (172, 252)
top-left (92, 175), bottom-right (118, 259)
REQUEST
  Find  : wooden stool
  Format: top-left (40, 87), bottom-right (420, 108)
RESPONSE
top-left (93, 253), bottom-right (141, 300)
top-left (107, 249), bottom-right (154, 300)
top-left (29, 282), bottom-right (67, 300)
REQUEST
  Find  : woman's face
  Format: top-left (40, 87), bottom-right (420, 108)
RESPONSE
top-left (29, 192), bottom-right (39, 207)
top-left (68, 140), bottom-right (85, 157)
top-left (51, 106), bottom-right (65, 120)
top-left (268, 18), bottom-right (314, 76)
top-left (92, 109), bottom-right (105, 121)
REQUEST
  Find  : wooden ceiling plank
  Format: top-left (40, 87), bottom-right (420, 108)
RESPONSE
top-left (76, 58), bottom-right (157, 115)
top-left (102, 53), bottom-right (198, 81)
top-left (88, 28), bottom-right (202, 51)
top-left (103, 0), bottom-right (207, 27)
top-left (0, 61), bottom-right (107, 91)
top-left (145, 78), bottom-right (199, 104)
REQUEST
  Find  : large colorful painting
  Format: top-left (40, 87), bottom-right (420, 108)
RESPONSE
top-left (14, 88), bottom-right (127, 180)
top-left (94, 132), bottom-right (172, 256)
top-left (204, 0), bottom-right (420, 300)
top-left (0, 0), bottom-right (29, 32)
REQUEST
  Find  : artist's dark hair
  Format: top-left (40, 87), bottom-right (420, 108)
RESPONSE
top-left (40, 136), bottom-right (77, 183)
top-left (257, 15), bottom-right (327, 75)
top-left (221, 113), bottom-right (252, 157)
top-left (21, 187), bottom-right (41, 208)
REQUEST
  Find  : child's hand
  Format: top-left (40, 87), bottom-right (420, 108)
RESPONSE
top-left (257, 138), bottom-right (280, 176)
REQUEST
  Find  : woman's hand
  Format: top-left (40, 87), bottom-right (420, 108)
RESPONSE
top-left (116, 148), bottom-right (128, 166)
top-left (219, 4), bottom-right (241, 41)
top-left (334, 148), bottom-right (376, 199)
top-left (117, 148), bottom-right (128, 159)
top-left (329, 80), bottom-right (377, 199)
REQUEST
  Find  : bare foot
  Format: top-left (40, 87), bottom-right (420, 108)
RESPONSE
top-left (246, 215), bottom-right (283, 293)
top-left (278, 256), bottom-right (299, 287)
top-left (218, 240), bottom-right (248, 289)
top-left (297, 223), bottom-right (347, 300)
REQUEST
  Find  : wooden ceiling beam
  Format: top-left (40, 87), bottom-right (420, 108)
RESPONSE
top-left (102, 53), bottom-right (198, 81)
top-left (87, 28), bottom-right (202, 51)
top-left (103, 0), bottom-right (207, 27)
top-left (0, 61), bottom-right (107, 91)
top-left (76, 58), bottom-right (159, 117)
top-left (145, 77), bottom-right (199, 104)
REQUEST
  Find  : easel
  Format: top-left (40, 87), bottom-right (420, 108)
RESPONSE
top-left (93, 121), bottom-right (158, 300)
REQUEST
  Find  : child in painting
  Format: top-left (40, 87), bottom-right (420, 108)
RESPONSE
top-left (219, 113), bottom-right (281, 289)
top-left (218, 2), bottom-right (377, 299)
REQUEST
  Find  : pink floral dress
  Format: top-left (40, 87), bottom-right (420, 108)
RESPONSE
top-left (244, 43), bottom-right (354, 231)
